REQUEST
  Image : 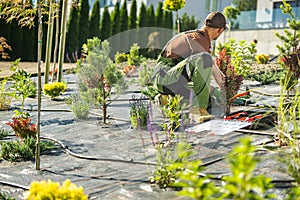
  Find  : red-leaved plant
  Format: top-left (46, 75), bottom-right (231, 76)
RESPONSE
top-left (6, 111), bottom-right (37, 139)
top-left (216, 48), bottom-right (244, 113)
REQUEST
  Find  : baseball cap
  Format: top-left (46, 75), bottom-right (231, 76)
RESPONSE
top-left (205, 12), bottom-right (228, 30)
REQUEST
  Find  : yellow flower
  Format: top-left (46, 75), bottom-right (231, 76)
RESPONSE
top-left (163, 0), bottom-right (186, 12)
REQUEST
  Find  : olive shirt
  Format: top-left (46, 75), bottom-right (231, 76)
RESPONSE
top-left (163, 29), bottom-right (211, 59)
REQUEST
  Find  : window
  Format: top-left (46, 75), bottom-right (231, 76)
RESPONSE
top-left (205, 0), bottom-right (219, 11)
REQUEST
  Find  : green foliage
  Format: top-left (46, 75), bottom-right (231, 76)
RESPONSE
top-left (129, 97), bottom-right (148, 129)
top-left (111, 1), bottom-right (120, 35)
top-left (162, 0), bottom-right (186, 12)
top-left (76, 37), bottom-right (126, 123)
top-left (216, 38), bottom-right (257, 77)
top-left (180, 13), bottom-right (200, 32)
top-left (223, 6), bottom-right (240, 25)
top-left (0, 129), bottom-right (9, 140)
top-left (78, 0), bottom-right (90, 49)
top-left (147, 4), bottom-right (156, 27)
top-left (0, 137), bottom-right (56, 162)
top-left (127, 43), bottom-right (142, 66)
top-left (287, 186), bottom-right (300, 200)
top-left (222, 137), bottom-right (275, 199)
top-left (232, 0), bottom-right (257, 11)
top-left (65, 94), bottom-right (91, 120)
top-left (160, 95), bottom-right (188, 141)
top-left (0, 192), bottom-right (15, 200)
top-left (0, 78), bottom-right (12, 110)
top-left (43, 82), bottom-right (67, 99)
top-left (0, 139), bottom-right (34, 162)
top-left (156, 2), bottom-right (164, 28)
top-left (249, 70), bottom-right (282, 85)
top-left (100, 6), bottom-right (111, 40)
top-left (172, 142), bottom-right (219, 199)
top-left (149, 144), bottom-right (181, 188)
top-left (138, 61), bottom-right (153, 87)
top-left (275, 0), bottom-right (300, 91)
top-left (9, 59), bottom-right (37, 109)
top-left (129, 0), bottom-right (137, 29)
top-left (141, 86), bottom-right (159, 101)
top-left (24, 179), bottom-right (88, 200)
top-left (66, 3), bottom-right (79, 59)
top-left (89, 0), bottom-right (100, 38)
top-left (120, 0), bottom-right (128, 32)
top-left (114, 51), bottom-right (128, 64)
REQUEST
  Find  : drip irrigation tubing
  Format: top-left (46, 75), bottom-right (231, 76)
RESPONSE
top-left (40, 136), bottom-right (156, 166)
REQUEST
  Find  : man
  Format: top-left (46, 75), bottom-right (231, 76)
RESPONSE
top-left (152, 11), bottom-right (228, 122)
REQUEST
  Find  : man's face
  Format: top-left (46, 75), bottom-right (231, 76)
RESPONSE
top-left (213, 28), bottom-right (225, 40)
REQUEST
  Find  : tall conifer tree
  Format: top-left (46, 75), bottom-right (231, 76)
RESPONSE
top-left (89, 0), bottom-right (101, 38)
top-left (120, 0), bottom-right (128, 32)
top-left (156, 1), bottom-right (164, 28)
top-left (110, 1), bottom-right (120, 54)
top-left (138, 2), bottom-right (148, 56)
top-left (129, 0), bottom-right (137, 29)
top-left (78, 0), bottom-right (90, 51)
top-left (101, 6), bottom-right (111, 40)
top-left (111, 1), bottom-right (120, 35)
top-left (147, 4), bottom-right (156, 27)
top-left (66, 4), bottom-right (79, 62)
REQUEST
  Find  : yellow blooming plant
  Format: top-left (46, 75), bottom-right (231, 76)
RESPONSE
top-left (24, 179), bottom-right (88, 200)
top-left (163, 0), bottom-right (186, 33)
top-left (43, 82), bottom-right (67, 99)
top-left (162, 0), bottom-right (186, 12)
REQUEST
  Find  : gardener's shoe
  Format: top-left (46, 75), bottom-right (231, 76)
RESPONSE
top-left (189, 107), bottom-right (214, 123)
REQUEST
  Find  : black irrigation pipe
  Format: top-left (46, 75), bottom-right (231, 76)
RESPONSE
top-left (40, 136), bottom-right (157, 166)
top-left (0, 180), bottom-right (29, 190)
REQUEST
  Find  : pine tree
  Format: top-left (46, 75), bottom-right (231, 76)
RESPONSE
top-left (156, 1), bottom-right (164, 28)
top-left (129, 0), bottom-right (137, 29)
top-left (120, 0), bottom-right (128, 32)
top-left (110, 1), bottom-right (120, 55)
top-left (111, 1), bottom-right (120, 35)
top-left (101, 6), bottom-right (111, 40)
top-left (138, 2), bottom-right (148, 56)
top-left (89, 0), bottom-right (101, 38)
top-left (66, 4), bottom-right (79, 62)
top-left (147, 4), bottom-right (156, 27)
top-left (78, 0), bottom-right (90, 51)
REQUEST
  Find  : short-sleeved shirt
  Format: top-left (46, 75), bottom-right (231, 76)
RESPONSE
top-left (163, 29), bottom-right (211, 59)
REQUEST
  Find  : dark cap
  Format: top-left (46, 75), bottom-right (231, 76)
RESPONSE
top-left (205, 12), bottom-right (228, 29)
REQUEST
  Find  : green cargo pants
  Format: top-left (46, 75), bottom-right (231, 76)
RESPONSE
top-left (152, 52), bottom-right (213, 108)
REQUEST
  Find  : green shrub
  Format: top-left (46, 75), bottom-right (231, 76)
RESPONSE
top-left (0, 137), bottom-right (56, 162)
top-left (43, 82), bottom-right (66, 99)
top-left (66, 96), bottom-right (91, 120)
top-left (24, 179), bottom-right (88, 200)
top-left (0, 129), bottom-right (10, 140)
top-left (0, 79), bottom-right (12, 110)
top-left (114, 51), bottom-right (128, 64)
top-left (9, 59), bottom-right (37, 109)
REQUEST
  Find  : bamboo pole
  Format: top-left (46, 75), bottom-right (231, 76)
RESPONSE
top-left (57, 0), bottom-right (68, 82)
top-left (44, 0), bottom-right (55, 83)
top-left (36, 0), bottom-right (43, 170)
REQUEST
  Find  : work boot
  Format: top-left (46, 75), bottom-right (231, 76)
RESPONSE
top-left (189, 107), bottom-right (214, 123)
